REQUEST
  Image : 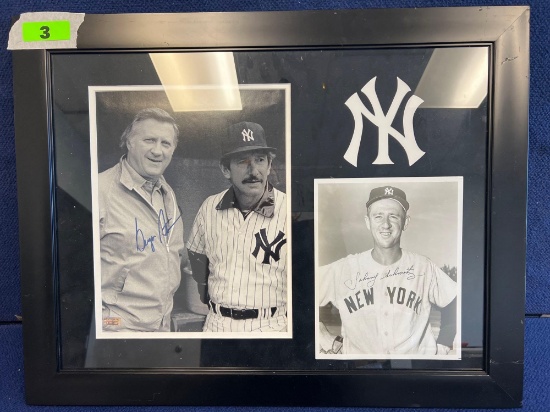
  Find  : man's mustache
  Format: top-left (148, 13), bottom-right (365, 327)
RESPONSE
top-left (242, 177), bottom-right (262, 184)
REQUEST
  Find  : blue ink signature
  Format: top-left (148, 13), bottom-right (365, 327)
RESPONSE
top-left (135, 209), bottom-right (182, 252)
top-left (135, 218), bottom-right (157, 252)
top-left (157, 209), bottom-right (183, 240)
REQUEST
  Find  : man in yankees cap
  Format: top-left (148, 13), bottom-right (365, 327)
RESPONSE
top-left (318, 185), bottom-right (457, 356)
top-left (187, 121), bottom-right (288, 333)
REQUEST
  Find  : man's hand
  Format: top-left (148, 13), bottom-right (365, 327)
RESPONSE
top-left (319, 322), bottom-right (343, 354)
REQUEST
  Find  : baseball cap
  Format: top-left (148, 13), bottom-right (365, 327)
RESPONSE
top-left (366, 186), bottom-right (409, 212)
top-left (221, 121), bottom-right (277, 159)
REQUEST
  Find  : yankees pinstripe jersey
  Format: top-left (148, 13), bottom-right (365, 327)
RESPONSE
top-left (319, 249), bottom-right (456, 355)
top-left (187, 184), bottom-right (288, 311)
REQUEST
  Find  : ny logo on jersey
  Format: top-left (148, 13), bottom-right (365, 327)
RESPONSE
top-left (385, 187), bottom-right (393, 195)
top-left (252, 229), bottom-right (286, 264)
top-left (242, 128), bottom-right (254, 142)
top-left (343, 76), bottom-right (425, 167)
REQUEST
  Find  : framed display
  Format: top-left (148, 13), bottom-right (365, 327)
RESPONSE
top-left (11, 6), bottom-right (529, 408)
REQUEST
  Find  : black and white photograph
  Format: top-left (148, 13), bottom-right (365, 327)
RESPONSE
top-left (90, 83), bottom-right (292, 339)
top-left (315, 177), bottom-right (463, 360)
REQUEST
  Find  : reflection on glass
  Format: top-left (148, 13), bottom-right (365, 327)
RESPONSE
top-left (149, 52), bottom-right (242, 111)
top-left (415, 47), bottom-right (488, 108)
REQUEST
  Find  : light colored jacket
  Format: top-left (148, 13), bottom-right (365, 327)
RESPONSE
top-left (99, 158), bottom-right (184, 332)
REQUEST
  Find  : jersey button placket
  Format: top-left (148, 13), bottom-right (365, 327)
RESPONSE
top-left (236, 219), bottom-right (250, 255)
top-left (236, 223), bottom-right (244, 254)
top-left (225, 212), bottom-right (240, 305)
top-left (381, 298), bottom-right (392, 353)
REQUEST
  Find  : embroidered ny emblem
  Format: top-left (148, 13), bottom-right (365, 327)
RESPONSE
top-left (242, 128), bottom-right (254, 142)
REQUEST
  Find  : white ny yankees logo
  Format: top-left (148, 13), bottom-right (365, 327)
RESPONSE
top-left (344, 77), bottom-right (425, 167)
top-left (242, 128), bottom-right (254, 142)
top-left (385, 187), bottom-right (393, 195)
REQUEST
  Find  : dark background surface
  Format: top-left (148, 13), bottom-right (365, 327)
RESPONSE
top-left (1, 0), bottom-right (548, 411)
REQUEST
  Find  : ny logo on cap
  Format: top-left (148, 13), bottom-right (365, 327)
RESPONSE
top-left (242, 128), bottom-right (254, 142)
top-left (252, 229), bottom-right (286, 264)
top-left (385, 187), bottom-right (394, 195)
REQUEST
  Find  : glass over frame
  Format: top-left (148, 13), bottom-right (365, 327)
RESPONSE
top-left (51, 47), bottom-right (488, 370)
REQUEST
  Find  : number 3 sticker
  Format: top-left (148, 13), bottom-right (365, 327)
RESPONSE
top-left (39, 25), bottom-right (50, 39)
top-left (22, 21), bottom-right (70, 42)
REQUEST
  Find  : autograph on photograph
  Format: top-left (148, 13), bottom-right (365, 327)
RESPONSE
top-left (344, 266), bottom-right (419, 291)
top-left (135, 209), bottom-right (182, 252)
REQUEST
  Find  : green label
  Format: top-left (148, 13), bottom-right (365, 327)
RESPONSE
top-left (22, 21), bottom-right (71, 42)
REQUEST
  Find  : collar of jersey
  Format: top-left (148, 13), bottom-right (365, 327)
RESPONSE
top-left (216, 182), bottom-right (275, 218)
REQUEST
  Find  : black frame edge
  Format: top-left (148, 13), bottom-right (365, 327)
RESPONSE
top-left (13, 49), bottom-right (58, 404)
top-left (76, 7), bottom-right (528, 49)
top-left (487, 7), bottom-right (529, 406)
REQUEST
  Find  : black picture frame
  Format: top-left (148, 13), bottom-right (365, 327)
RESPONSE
top-left (12, 6), bottom-right (528, 407)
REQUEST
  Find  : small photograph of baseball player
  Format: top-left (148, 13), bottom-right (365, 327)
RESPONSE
top-left (187, 121), bottom-right (290, 336)
top-left (315, 177), bottom-right (462, 360)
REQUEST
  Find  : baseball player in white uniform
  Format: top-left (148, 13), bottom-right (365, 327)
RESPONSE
top-left (187, 121), bottom-right (288, 333)
top-left (318, 186), bottom-right (457, 356)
